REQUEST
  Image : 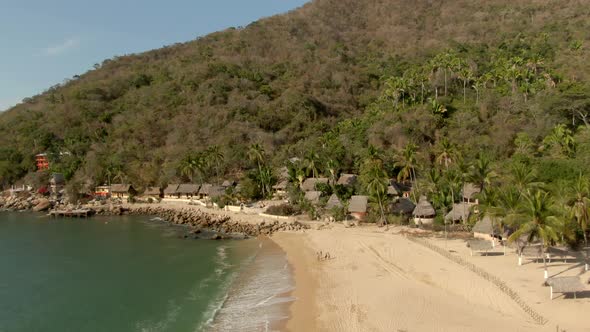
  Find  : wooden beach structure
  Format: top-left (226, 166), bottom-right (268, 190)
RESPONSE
top-left (336, 174), bottom-right (357, 187)
top-left (547, 276), bottom-right (586, 300)
top-left (412, 196), bottom-right (436, 226)
top-left (348, 195), bottom-right (368, 221)
top-left (301, 178), bottom-right (329, 192)
top-left (325, 194), bottom-right (343, 210)
top-left (462, 183), bottom-right (481, 204)
top-left (110, 184), bottom-right (137, 199)
top-left (304, 191), bottom-right (322, 205)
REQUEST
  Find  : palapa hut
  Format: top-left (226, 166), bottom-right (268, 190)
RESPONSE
top-left (445, 203), bottom-right (471, 224)
top-left (387, 180), bottom-right (411, 197)
top-left (206, 185), bottom-right (226, 199)
top-left (325, 194), bottom-right (343, 210)
top-left (304, 191), bottom-right (322, 205)
top-left (177, 184), bottom-right (199, 199)
top-left (412, 196), bottom-right (436, 226)
top-left (94, 185), bottom-right (110, 198)
top-left (462, 183), bottom-right (481, 204)
top-left (272, 180), bottom-right (289, 198)
top-left (110, 184), bottom-right (137, 199)
top-left (472, 215), bottom-right (501, 242)
top-left (390, 197), bottom-right (415, 217)
top-left (163, 184), bottom-right (180, 199)
top-left (143, 186), bottom-right (163, 200)
top-left (337, 174), bottom-right (357, 187)
top-left (301, 178), bottom-right (329, 192)
top-left (348, 195), bottom-right (368, 221)
top-left (197, 183), bottom-right (212, 199)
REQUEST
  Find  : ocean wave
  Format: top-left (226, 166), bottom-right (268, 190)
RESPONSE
top-left (135, 300), bottom-right (180, 332)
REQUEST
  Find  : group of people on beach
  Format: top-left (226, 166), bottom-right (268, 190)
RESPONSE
top-left (317, 250), bottom-right (333, 261)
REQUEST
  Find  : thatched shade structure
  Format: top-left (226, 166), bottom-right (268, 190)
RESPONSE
top-left (304, 191), bottom-right (322, 205)
top-left (325, 194), bottom-right (343, 210)
top-left (547, 277), bottom-right (585, 299)
top-left (337, 174), bottom-right (357, 187)
top-left (462, 183), bottom-right (481, 203)
top-left (390, 198), bottom-right (415, 216)
top-left (110, 184), bottom-right (137, 198)
top-left (207, 185), bottom-right (226, 199)
top-left (163, 184), bottom-right (180, 197)
top-left (445, 203), bottom-right (471, 223)
top-left (348, 195), bottom-right (368, 221)
top-left (301, 178), bottom-right (329, 192)
top-left (472, 215), bottom-right (502, 242)
top-left (143, 186), bottom-right (163, 198)
top-left (412, 196), bottom-right (435, 217)
top-left (177, 184), bottom-right (199, 197)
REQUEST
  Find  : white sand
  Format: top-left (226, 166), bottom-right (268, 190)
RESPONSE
top-left (273, 225), bottom-right (590, 332)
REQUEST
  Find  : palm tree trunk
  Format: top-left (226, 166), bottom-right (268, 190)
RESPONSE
top-left (543, 247), bottom-right (548, 280)
top-left (463, 80), bottom-right (467, 103)
top-left (444, 70), bottom-right (448, 96)
top-left (377, 190), bottom-right (385, 226)
top-left (584, 234), bottom-right (588, 271)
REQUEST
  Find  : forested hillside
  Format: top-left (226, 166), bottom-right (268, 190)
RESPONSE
top-left (1, 0), bottom-right (590, 194)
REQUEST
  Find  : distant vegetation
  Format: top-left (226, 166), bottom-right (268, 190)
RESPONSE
top-left (2, 0), bottom-right (590, 239)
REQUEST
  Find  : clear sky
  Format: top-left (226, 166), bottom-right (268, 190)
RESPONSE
top-left (0, 0), bottom-right (309, 111)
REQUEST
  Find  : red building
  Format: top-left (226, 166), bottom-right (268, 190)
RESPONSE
top-left (35, 154), bottom-right (50, 171)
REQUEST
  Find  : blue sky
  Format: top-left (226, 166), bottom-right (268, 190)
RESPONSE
top-left (0, 0), bottom-right (309, 111)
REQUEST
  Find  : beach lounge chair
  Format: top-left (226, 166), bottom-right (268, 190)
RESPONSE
top-left (546, 276), bottom-right (585, 299)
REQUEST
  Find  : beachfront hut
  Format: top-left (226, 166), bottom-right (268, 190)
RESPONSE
top-left (163, 184), bottom-right (180, 199)
top-left (177, 184), bottom-right (199, 199)
top-left (337, 174), bottom-right (357, 187)
top-left (462, 183), bottom-right (481, 204)
top-left (472, 215), bottom-right (501, 242)
top-left (304, 191), bottom-right (322, 205)
top-left (110, 184), bottom-right (137, 199)
top-left (412, 196), bottom-right (435, 226)
top-left (272, 180), bottom-right (289, 198)
top-left (301, 178), bottom-right (329, 192)
top-left (387, 180), bottom-right (411, 197)
top-left (390, 197), bottom-right (415, 217)
top-left (143, 187), bottom-right (163, 200)
top-left (325, 194), bottom-right (343, 210)
top-left (348, 195), bottom-right (368, 221)
top-left (547, 277), bottom-right (586, 300)
top-left (94, 185), bottom-right (110, 198)
top-left (207, 185), bottom-right (226, 199)
top-left (197, 183), bottom-right (212, 199)
top-left (445, 203), bottom-right (471, 224)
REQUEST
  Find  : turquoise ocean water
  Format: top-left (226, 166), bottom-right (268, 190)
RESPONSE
top-left (0, 212), bottom-right (293, 332)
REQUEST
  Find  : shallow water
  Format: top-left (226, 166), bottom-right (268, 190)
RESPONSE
top-left (0, 212), bottom-right (290, 332)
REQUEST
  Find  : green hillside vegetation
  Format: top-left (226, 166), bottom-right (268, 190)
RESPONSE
top-left (2, 0), bottom-right (590, 244)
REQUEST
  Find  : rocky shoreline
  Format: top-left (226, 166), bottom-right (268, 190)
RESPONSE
top-left (0, 192), bottom-right (309, 239)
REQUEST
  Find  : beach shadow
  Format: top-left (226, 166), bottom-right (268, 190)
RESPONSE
top-left (481, 252), bottom-right (505, 256)
top-left (563, 290), bottom-right (590, 299)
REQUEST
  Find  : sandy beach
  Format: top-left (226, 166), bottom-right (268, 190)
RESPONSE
top-left (272, 225), bottom-right (590, 332)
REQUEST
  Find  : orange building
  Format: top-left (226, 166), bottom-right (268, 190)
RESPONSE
top-left (35, 154), bottom-right (50, 171)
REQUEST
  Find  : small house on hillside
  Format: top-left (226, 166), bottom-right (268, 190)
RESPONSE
top-left (304, 191), bottom-right (322, 205)
top-left (110, 184), bottom-right (137, 199)
top-left (94, 185), bottom-right (110, 198)
top-left (206, 185), bottom-right (226, 200)
top-left (177, 184), bottom-right (199, 199)
top-left (412, 196), bottom-right (436, 226)
top-left (325, 194), bottom-right (343, 210)
top-left (197, 183), bottom-right (212, 199)
top-left (301, 178), bottom-right (329, 192)
top-left (163, 184), bottom-right (180, 199)
top-left (143, 187), bottom-right (163, 200)
top-left (390, 197), bottom-right (415, 217)
top-left (35, 153), bottom-right (50, 171)
top-left (337, 174), bottom-right (357, 187)
top-left (272, 180), bottom-right (289, 198)
top-left (387, 180), bottom-right (412, 197)
top-left (445, 203), bottom-right (471, 224)
top-left (463, 183), bottom-right (481, 204)
top-left (348, 195), bottom-right (368, 221)
top-left (49, 173), bottom-right (65, 196)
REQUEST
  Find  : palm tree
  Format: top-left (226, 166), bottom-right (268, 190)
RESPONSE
top-left (395, 143), bottom-right (419, 201)
top-left (510, 162), bottom-right (541, 194)
top-left (205, 145), bottom-right (224, 179)
top-left (508, 190), bottom-right (561, 279)
top-left (247, 143), bottom-right (267, 197)
top-left (362, 160), bottom-right (389, 225)
top-left (305, 150), bottom-right (321, 179)
top-left (468, 153), bottom-right (496, 193)
top-left (570, 174), bottom-right (590, 271)
top-left (435, 138), bottom-right (458, 169)
top-left (325, 159), bottom-right (339, 187)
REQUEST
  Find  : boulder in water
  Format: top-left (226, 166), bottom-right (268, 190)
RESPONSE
top-left (33, 199), bottom-right (51, 212)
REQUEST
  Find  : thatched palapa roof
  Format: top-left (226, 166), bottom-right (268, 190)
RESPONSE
top-left (144, 187), bottom-right (162, 196)
top-left (207, 185), bottom-right (226, 198)
top-left (348, 195), bottom-right (368, 213)
top-left (337, 174), bottom-right (357, 186)
top-left (304, 191), bottom-right (322, 204)
top-left (110, 184), bottom-right (133, 193)
top-left (390, 198), bottom-right (415, 215)
top-left (412, 196), bottom-right (435, 217)
top-left (177, 184), bottom-right (199, 195)
top-left (463, 183), bottom-right (481, 200)
top-left (467, 239), bottom-right (494, 251)
top-left (301, 178), bottom-right (329, 192)
top-left (547, 277), bottom-right (585, 294)
top-left (445, 203), bottom-right (471, 222)
top-left (472, 216), bottom-right (500, 235)
top-left (273, 180), bottom-right (289, 190)
top-left (325, 194), bottom-right (343, 209)
top-left (164, 184), bottom-right (179, 195)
